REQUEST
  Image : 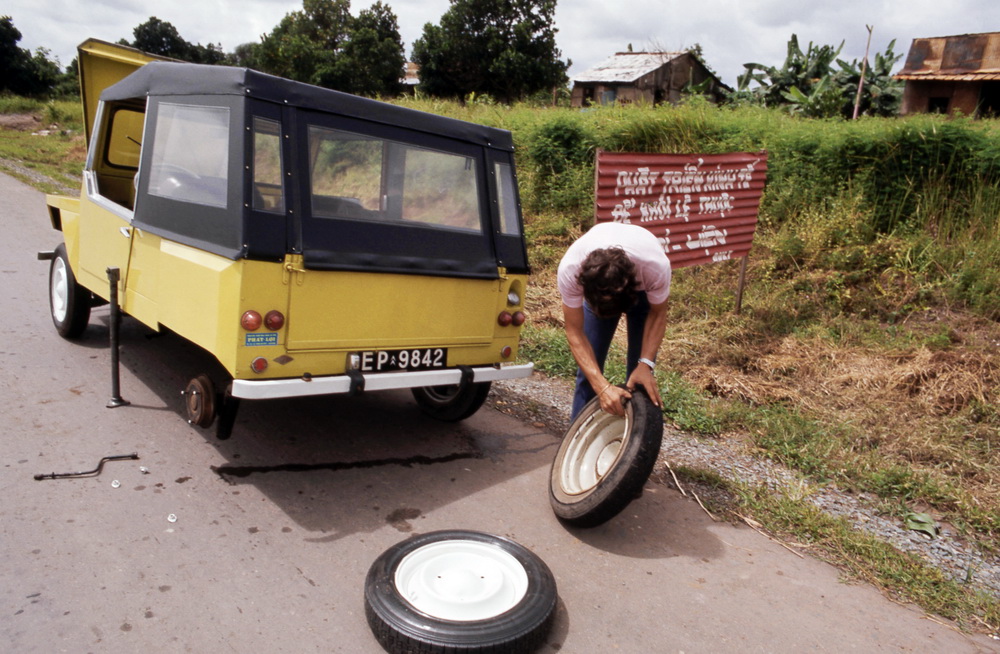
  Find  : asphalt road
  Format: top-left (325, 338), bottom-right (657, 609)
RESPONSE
top-left (2, 171), bottom-right (996, 653)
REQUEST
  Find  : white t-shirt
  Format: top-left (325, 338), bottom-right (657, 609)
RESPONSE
top-left (557, 222), bottom-right (672, 309)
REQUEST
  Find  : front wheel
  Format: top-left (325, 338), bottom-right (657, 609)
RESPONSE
top-left (411, 381), bottom-right (491, 421)
top-left (49, 243), bottom-right (91, 339)
top-left (365, 530), bottom-right (557, 653)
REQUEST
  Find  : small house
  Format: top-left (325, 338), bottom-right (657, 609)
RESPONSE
top-left (570, 51), bottom-right (728, 107)
top-left (895, 32), bottom-right (1000, 117)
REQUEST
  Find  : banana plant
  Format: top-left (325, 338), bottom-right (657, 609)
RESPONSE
top-left (733, 33), bottom-right (902, 118)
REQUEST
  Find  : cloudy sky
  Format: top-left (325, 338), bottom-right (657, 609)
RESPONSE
top-left (6, 0), bottom-right (999, 87)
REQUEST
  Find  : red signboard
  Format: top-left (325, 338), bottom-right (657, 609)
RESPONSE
top-left (594, 150), bottom-right (768, 269)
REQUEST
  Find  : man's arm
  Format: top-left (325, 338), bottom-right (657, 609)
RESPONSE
top-left (626, 299), bottom-right (669, 408)
top-left (563, 303), bottom-right (631, 416)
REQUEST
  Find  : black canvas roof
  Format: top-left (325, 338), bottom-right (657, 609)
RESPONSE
top-left (100, 61), bottom-right (515, 151)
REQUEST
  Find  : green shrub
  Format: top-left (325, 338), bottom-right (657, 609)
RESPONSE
top-left (0, 95), bottom-right (45, 115)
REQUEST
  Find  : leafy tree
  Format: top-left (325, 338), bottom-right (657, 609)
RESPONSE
top-left (121, 16), bottom-right (226, 64)
top-left (51, 58), bottom-right (80, 98)
top-left (1, 15), bottom-right (62, 96)
top-left (255, 0), bottom-right (404, 97)
top-left (337, 2), bottom-right (404, 97)
top-left (129, 16), bottom-right (189, 59)
top-left (229, 42), bottom-right (262, 69)
top-left (411, 0), bottom-right (568, 103)
top-left (257, 0), bottom-right (352, 85)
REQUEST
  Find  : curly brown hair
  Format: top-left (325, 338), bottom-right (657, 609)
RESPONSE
top-left (577, 247), bottom-right (639, 318)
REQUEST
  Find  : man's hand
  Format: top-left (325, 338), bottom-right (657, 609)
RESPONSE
top-left (597, 383), bottom-right (631, 417)
top-left (626, 363), bottom-right (661, 409)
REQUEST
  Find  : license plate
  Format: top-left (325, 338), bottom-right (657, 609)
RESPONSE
top-left (358, 348), bottom-right (447, 372)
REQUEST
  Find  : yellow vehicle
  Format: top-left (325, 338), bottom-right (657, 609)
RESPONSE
top-left (44, 40), bottom-right (532, 438)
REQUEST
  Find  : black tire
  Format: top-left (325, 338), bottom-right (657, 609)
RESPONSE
top-left (549, 387), bottom-right (663, 528)
top-left (365, 530), bottom-right (557, 654)
top-left (49, 243), bottom-right (92, 339)
top-left (411, 381), bottom-right (491, 421)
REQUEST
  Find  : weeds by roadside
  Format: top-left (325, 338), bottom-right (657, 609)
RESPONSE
top-left (0, 97), bottom-right (84, 193)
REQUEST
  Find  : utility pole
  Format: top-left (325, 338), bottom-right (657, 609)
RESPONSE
top-left (853, 25), bottom-right (874, 120)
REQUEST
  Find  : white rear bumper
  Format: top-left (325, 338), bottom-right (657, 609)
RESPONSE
top-left (230, 362), bottom-right (534, 400)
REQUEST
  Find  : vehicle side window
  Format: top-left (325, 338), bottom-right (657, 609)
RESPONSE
top-left (400, 148), bottom-right (480, 232)
top-left (309, 126), bottom-right (383, 219)
top-left (147, 103), bottom-right (230, 209)
top-left (89, 101), bottom-right (146, 211)
top-left (494, 162), bottom-right (521, 236)
top-left (308, 125), bottom-right (483, 234)
top-left (105, 107), bottom-right (144, 169)
top-left (253, 117), bottom-right (285, 213)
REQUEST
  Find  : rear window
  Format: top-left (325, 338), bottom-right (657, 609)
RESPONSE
top-left (308, 126), bottom-right (483, 234)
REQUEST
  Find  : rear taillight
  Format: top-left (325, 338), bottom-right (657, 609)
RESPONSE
top-left (498, 310), bottom-right (525, 327)
top-left (242, 309), bottom-right (284, 331)
top-left (264, 310), bottom-right (285, 331)
top-left (501, 345), bottom-right (513, 359)
top-left (241, 310), bottom-right (262, 331)
top-left (250, 357), bottom-right (268, 374)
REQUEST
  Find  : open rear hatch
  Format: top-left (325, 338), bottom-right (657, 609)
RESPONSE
top-left (77, 39), bottom-right (172, 145)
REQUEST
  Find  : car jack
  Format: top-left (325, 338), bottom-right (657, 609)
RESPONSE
top-left (106, 267), bottom-right (129, 408)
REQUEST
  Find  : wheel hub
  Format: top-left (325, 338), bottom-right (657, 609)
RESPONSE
top-left (183, 375), bottom-right (216, 428)
top-left (558, 411), bottom-right (630, 495)
top-left (394, 540), bottom-right (528, 621)
top-left (51, 259), bottom-right (69, 322)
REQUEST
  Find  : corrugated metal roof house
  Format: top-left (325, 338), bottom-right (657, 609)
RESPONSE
top-left (895, 32), bottom-right (1000, 116)
top-left (570, 51), bottom-right (728, 107)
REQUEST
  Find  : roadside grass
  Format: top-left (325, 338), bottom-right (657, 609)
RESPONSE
top-left (672, 469), bottom-right (1000, 633)
top-left (0, 98), bottom-right (84, 192)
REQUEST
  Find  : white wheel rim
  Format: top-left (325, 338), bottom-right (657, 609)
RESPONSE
top-left (51, 258), bottom-right (69, 323)
top-left (558, 410), bottom-right (631, 495)
top-left (395, 540), bottom-right (529, 621)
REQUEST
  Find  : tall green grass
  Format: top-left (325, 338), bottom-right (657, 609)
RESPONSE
top-left (449, 100), bottom-right (1000, 321)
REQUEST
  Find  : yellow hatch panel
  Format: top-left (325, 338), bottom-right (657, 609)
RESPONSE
top-left (287, 269), bottom-right (499, 351)
top-left (77, 39), bottom-right (171, 145)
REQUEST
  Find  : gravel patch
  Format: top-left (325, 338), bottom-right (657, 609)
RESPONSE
top-left (0, 157), bottom-right (76, 195)
top-left (490, 371), bottom-right (1000, 602)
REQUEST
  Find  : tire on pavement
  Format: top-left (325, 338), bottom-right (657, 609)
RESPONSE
top-left (549, 386), bottom-right (663, 528)
top-left (49, 242), bottom-right (92, 339)
top-left (365, 530), bottom-right (557, 654)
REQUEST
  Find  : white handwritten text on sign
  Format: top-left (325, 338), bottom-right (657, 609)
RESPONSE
top-left (595, 151), bottom-right (768, 269)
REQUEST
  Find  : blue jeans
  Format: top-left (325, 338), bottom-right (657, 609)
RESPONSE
top-left (571, 292), bottom-right (650, 419)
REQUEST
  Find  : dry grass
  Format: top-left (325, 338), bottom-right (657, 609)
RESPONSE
top-left (687, 336), bottom-right (998, 415)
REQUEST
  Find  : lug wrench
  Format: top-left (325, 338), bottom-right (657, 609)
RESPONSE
top-left (34, 453), bottom-right (139, 480)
